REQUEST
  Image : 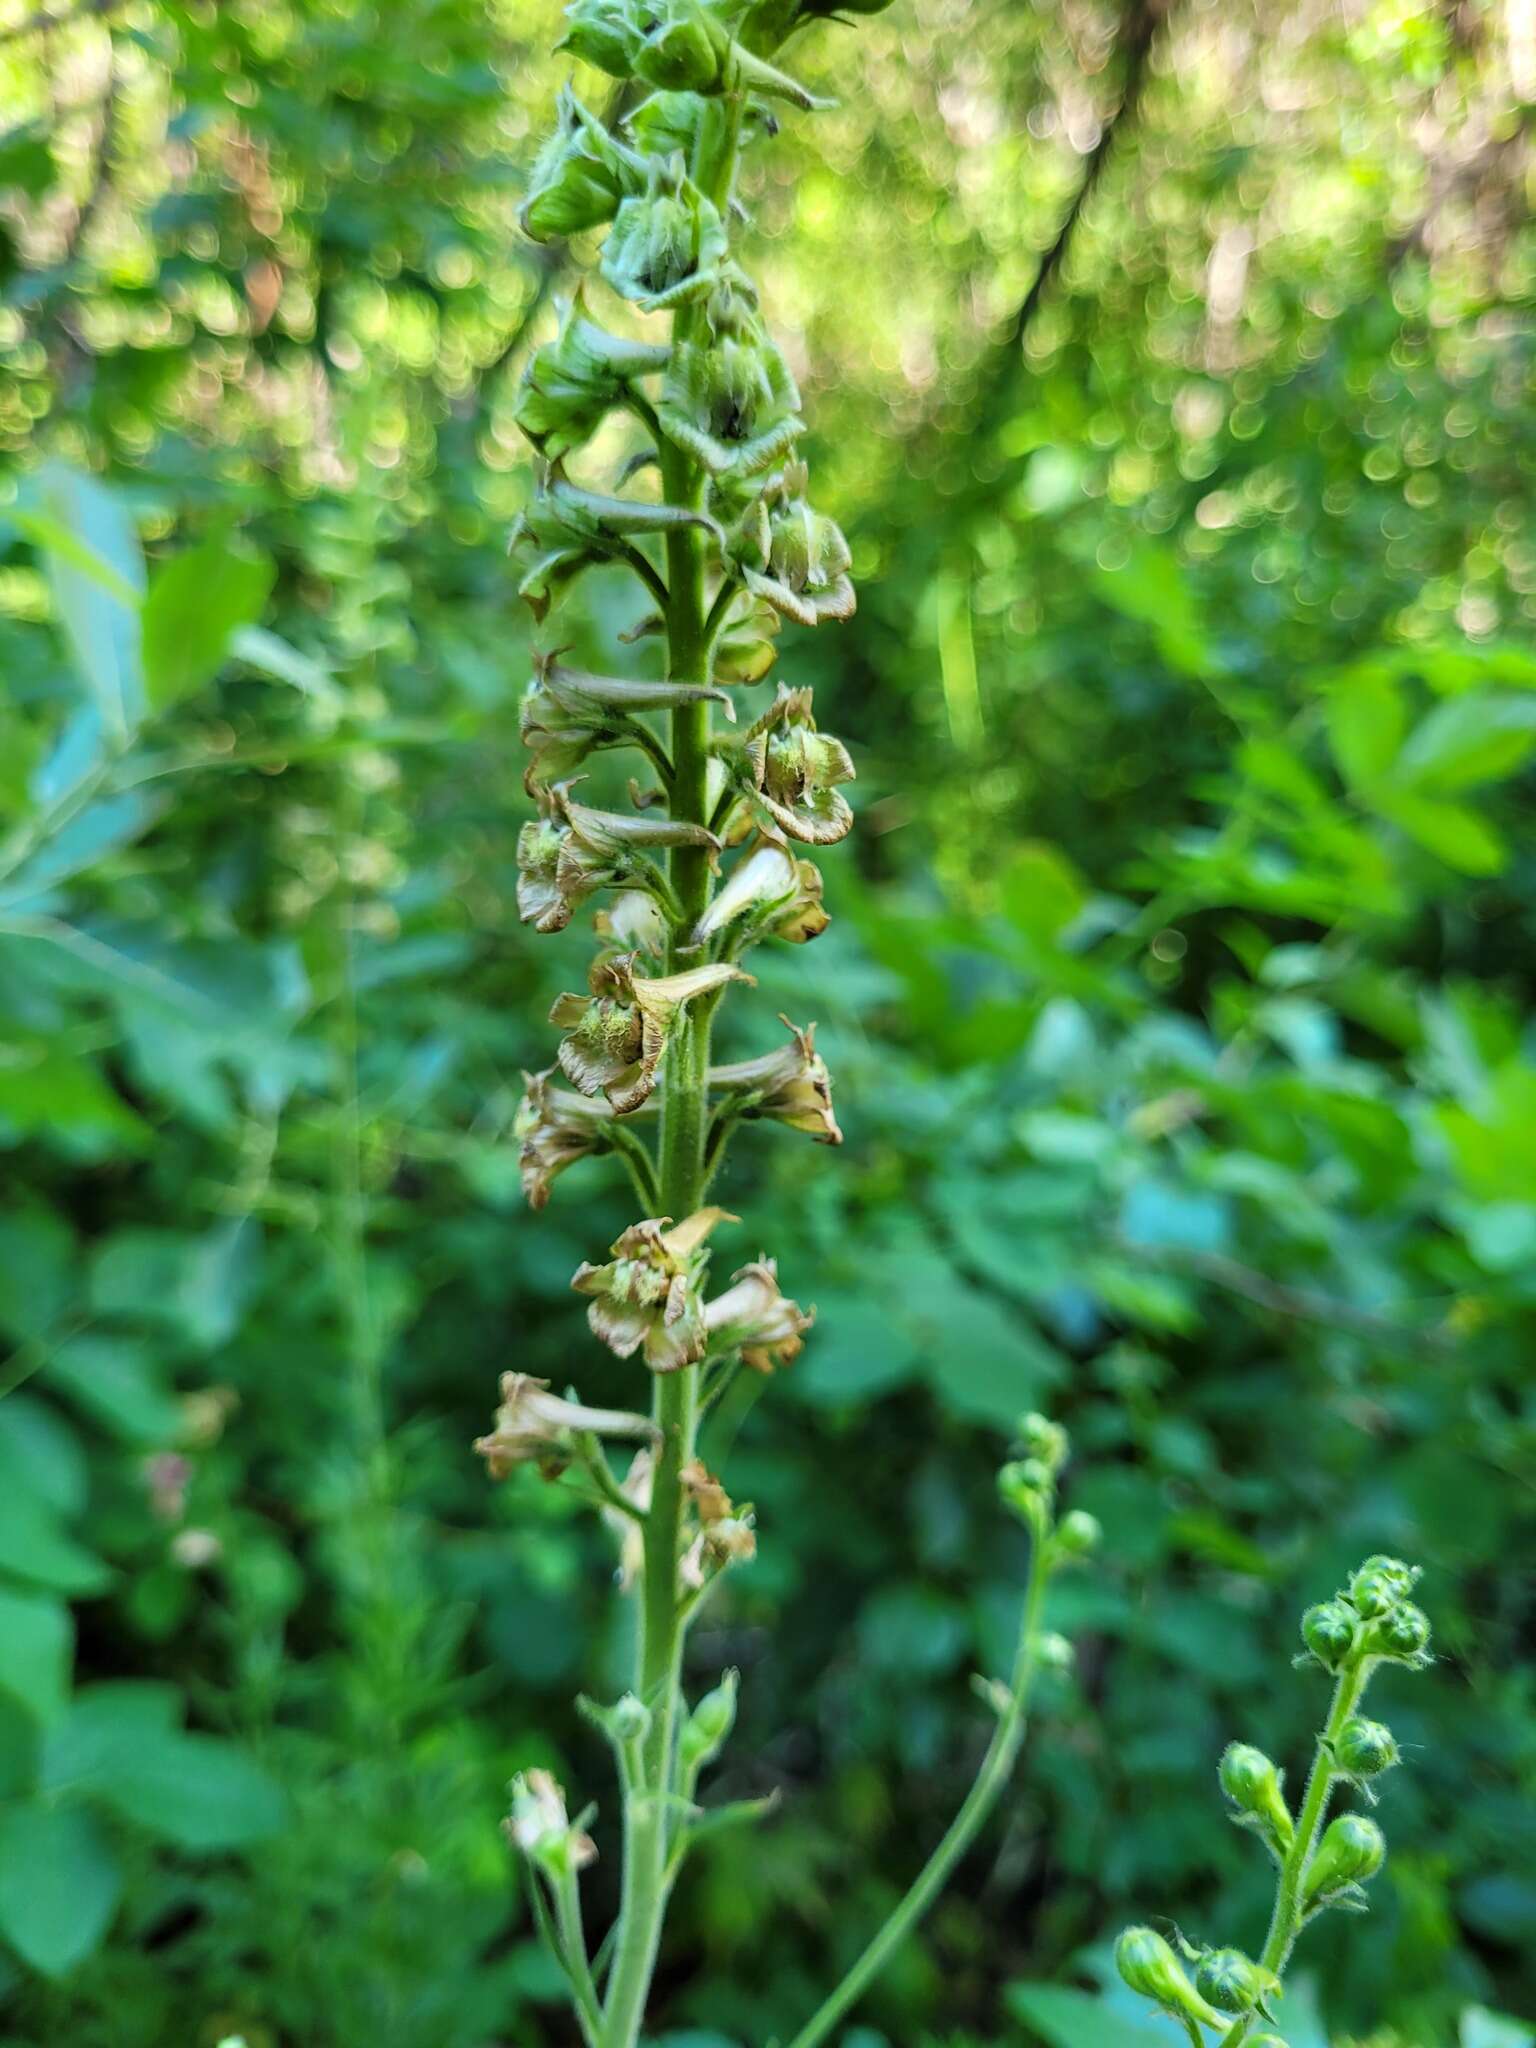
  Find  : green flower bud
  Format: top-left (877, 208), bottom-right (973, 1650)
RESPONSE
top-left (734, 470), bottom-right (855, 627)
top-left (1301, 1598), bottom-right (1358, 1671)
top-left (1365, 1600), bottom-right (1431, 1666)
top-left (1348, 1555), bottom-right (1418, 1618)
top-left (1114, 1927), bottom-right (1224, 2029)
top-left (1018, 1412), bottom-right (1068, 1473)
top-left (602, 157), bottom-right (728, 312)
top-left (1054, 1508), bottom-right (1101, 1559)
top-left (506, 1769), bottom-right (597, 1877)
top-left (680, 1668), bottom-right (738, 1773)
top-left (1195, 1948), bottom-right (1279, 2016)
top-left (559, 0), bottom-right (646, 76)
top-left (1333, 1716), bottom-right (1399, 1781)
top-left (1219, 1741), bottom-right (1295, 1852)
top-left (997, 1458), bottom-right (1053, 1520)
top-left (1036, 1631), bottom-right (1075, 1676)
top-left (611, 1692), bottom-right (651, 1744)
top-left (522, 89), bottom-right (644, 242)
top-left (633, 0), bottom-right (826, 109)
top-left (659, 332), bottom-right (803, 476)
top-left (1302, 1813), bottom-right (1385, 1907)
top-left (515, 298), bottom-right (670, 462)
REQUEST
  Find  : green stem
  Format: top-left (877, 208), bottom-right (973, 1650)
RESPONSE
top-left (783, 1531), bottom-right (1054, 2048)
top-left (596, 99), bottom-right (744, 2048)
top-left (1218, 1658), bottom-right (1370, 2048)
top-left (557, 1866), bottom-right (604, 2047)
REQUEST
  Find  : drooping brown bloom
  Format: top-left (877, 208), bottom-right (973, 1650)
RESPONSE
top-left (702, 1256), bottom-right (813, 1371)
top-left (515, 1069), bottom-right (620, 1210)
top-left (571, 1208), bottom-right (734, 1372)
top-left (550, 954), bottom-right (751, 1113)
top-left (473, 1371), bottom-right (657, 1478)
top-left (692, 833), bottom-right (829, 949)
top-left (710, 1017), bottom-right (841, 1144)
top-left (737, 686), bottom-right (855, 845)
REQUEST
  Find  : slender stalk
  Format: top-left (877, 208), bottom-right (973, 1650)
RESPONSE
top-left (783, 1529), bottom-right (1053, 2048)
top-left (596, 100), bottom-right (745, 2048)
top-left (1218, 1660), bottom-right (1368, 2048)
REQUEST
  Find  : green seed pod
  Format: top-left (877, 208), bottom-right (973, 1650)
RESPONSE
top-left (1018, 1412), bottom-right (1069, 1474)
top-left (680, 1668), bottom-right (739, 1773)
top-left (1114, 1927), bottom-right (1224, 2029)
top-left (1348, 1555), bottom-right (1418, 1619)
top-left (1054, 1509), bottom-right (1102, 1560)
top-left (1302, 1813), bottom-right (1385, 1906)
top-left (1194, 1948), bottom-right (1278, 2016)
top-left (1333, 1716), bottom-right (1399, 1781)
top-left (1366, 1600), bottom-right (1432, 1665)
top-left (1219, 1741), bottom-right (1295, 1852)
top-left (1301, 1598), bottom-right (1358, 1671)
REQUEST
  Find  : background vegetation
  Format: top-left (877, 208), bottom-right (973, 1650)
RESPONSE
top-left (0, 1), bottom-right (1531, 2044)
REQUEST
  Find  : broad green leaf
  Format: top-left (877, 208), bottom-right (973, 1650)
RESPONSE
top-left (0, 1802), bottom-right (120, 1977)
top-left (1397, 693), bottom-right (1536, 792)
top-left (1005, 1984), bottom-right (1167, 2048)
top-left (229, 623), bottom-right (343, 710)
top-left (18, 461), bottom-right (146, 741)
top-left (88, 1218), bottom-right (260, 1353)
top-left (1093, 542), bottom-right (1212, 678)
top-left (0, 790), bottom-right (163, 909)
top-left (1373, 789), bottom-right (1506, 875)
top-left (40, 1683), bottom-right (183, 1797)
top-left (97, 1731), bottom-right (285, 1849)
top-left (999, 843), bottom-right (1087, 945)
top-left (0, 1210), bottom-right (73, 1343)
top-left (44, 1335), bottom-right (183, 1443)
top-left (0, 1488), bottom-right (108, 1596)
top-left (0, 1397), bottom-right (86, 1518)
top-left (1327, 668), bottom-right (1406, 789)
top-left (0, 1587), bottom-right (73, 1724)
top-left (142, 538), bottom-right (275, 711)
top-left (790, 1296), bottom-right (918, 1407)
top-left (0, 1037), bottom-right (150, 1158)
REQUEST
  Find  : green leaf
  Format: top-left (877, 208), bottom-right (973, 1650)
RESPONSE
top-left (142, 538), bottom-right (275, 711)
top-left (44, 1335), bottom-right (183, 1443)
top-left (40, 1682), bottom-right (184, 1798)
top-left (999, 843), bottom-right (1087, 945)
top-left (1327, 667), bottom-right (1406, 789)
top-left (0, 1487), bottom-right (109, 1596)
top-left (0, 1803), bottom-right (120, 1977)
top-left (16, 461), bottom-right (146, 741)
top-left (0, 1587), bottom-right (73, 1725)
top-left (1397, 693), bottom-right (1536, 792)
top-left (97, 1731), bottom-right (285, 1849)
top-left (88, 1218), bottom-right (260, 1353)
top-left (229, 623), bottom-right (343, 710)
top-left (1005, 1984), bottom-right (1167, 2048)
top-left (0, 1211), bottom-right (73, 1344)
top-left (789, 1294), bottom-right (919, 1406)
top-left (1462, 2007), bottom-right (1536, 2048)
top-left (1372, 789), bottom-right (1506, 875)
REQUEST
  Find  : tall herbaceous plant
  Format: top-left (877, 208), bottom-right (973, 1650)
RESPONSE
top-left (488, 8), bottom-right (1432, 2047)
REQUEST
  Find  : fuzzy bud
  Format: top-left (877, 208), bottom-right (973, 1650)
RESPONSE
top-left (1219, 1742), bottom-right (1295, 1852)
top-left (997, 1459), bottom-right (1053, 1523)
top-left (1348, 1555), bottom-right (1419, 1618)
top-left (680, 1669), bottom-right (738, 1774)
top-left (1114, 1927), bottom-right (1224, 2030)
top-left (1195, 1948), bottom-right (1279, 2016)
top-left (610, 1693), bottom-right (651, 1745)
top-left (1017, 1412), bottom-right (1069, 1473)
top-left (1054, 1508), bottom-right (1101, 1559)
top-left (1302, 1814), bottom-right (1385, 1907)
top-left (1364, 1600), bottom-right (1432, 1666)
top-left (602, 157), bottom-right (728, 312)
top-left (1301, 1598), bottom-right (1359, 1671)
top-left (1333, 1716), bottom-right (1400, 1781)
top-left (506, 1769), bottom-right (596, 1878)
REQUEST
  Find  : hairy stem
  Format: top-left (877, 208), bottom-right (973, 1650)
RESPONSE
top-left (597, 101), bottom-right (743, 2048)
top-left (783, 1529), bottom-right (1053, 2048)
top-left (1218, 1659), bottom-right (1370, 2048)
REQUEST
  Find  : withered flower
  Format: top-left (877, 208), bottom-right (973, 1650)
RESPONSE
top-left (738, 685), bottom-right (855, 845)
top-left (474, 1370), bottom-right (658, 1478)
top-left (550, 953), bottom-right (752, 1113)
top-left (680, 1460), bottom-right (757, 1587)
top-left (702, 1256), bottom-right (813, 1371)
top-left (572, 1208), bottom-right (733, 1372)
top-left (515, 1069), bottom-right (621, 1209)
top-left (507, 1769), bottom-right (597, 1876)
top-left (692, 833), bottom-right (828, 949)
top-left (711, 1017), bottom-right (842, 1144)
top-left (595, 889), bottom-right (669, 956)
top-left (733, 466), bottom-right (855, 628)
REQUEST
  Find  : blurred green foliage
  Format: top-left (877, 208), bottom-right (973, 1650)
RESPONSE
top-left (0, 1), bottom-right (1532, 2044)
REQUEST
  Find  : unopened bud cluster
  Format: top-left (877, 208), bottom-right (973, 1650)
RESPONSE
top-left (1117, 1559), bottom-right (1431, 2042)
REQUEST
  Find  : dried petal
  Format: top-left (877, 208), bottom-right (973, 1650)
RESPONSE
top-left (711, 1016), bottom-right (841, 1143)
top-left (738, 685), bottom-right (855, 845)
top-left (571, 1207), bottom-right (734, 1371)
top-left (702, 1256), bottom-right (813, 1371)
top-left (474, 1370), bottom-right (657, 1478)
top-left (551, 953), bottom-right (753, 1113)
top-left (515, 1069), bottom-right (621, 1209)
